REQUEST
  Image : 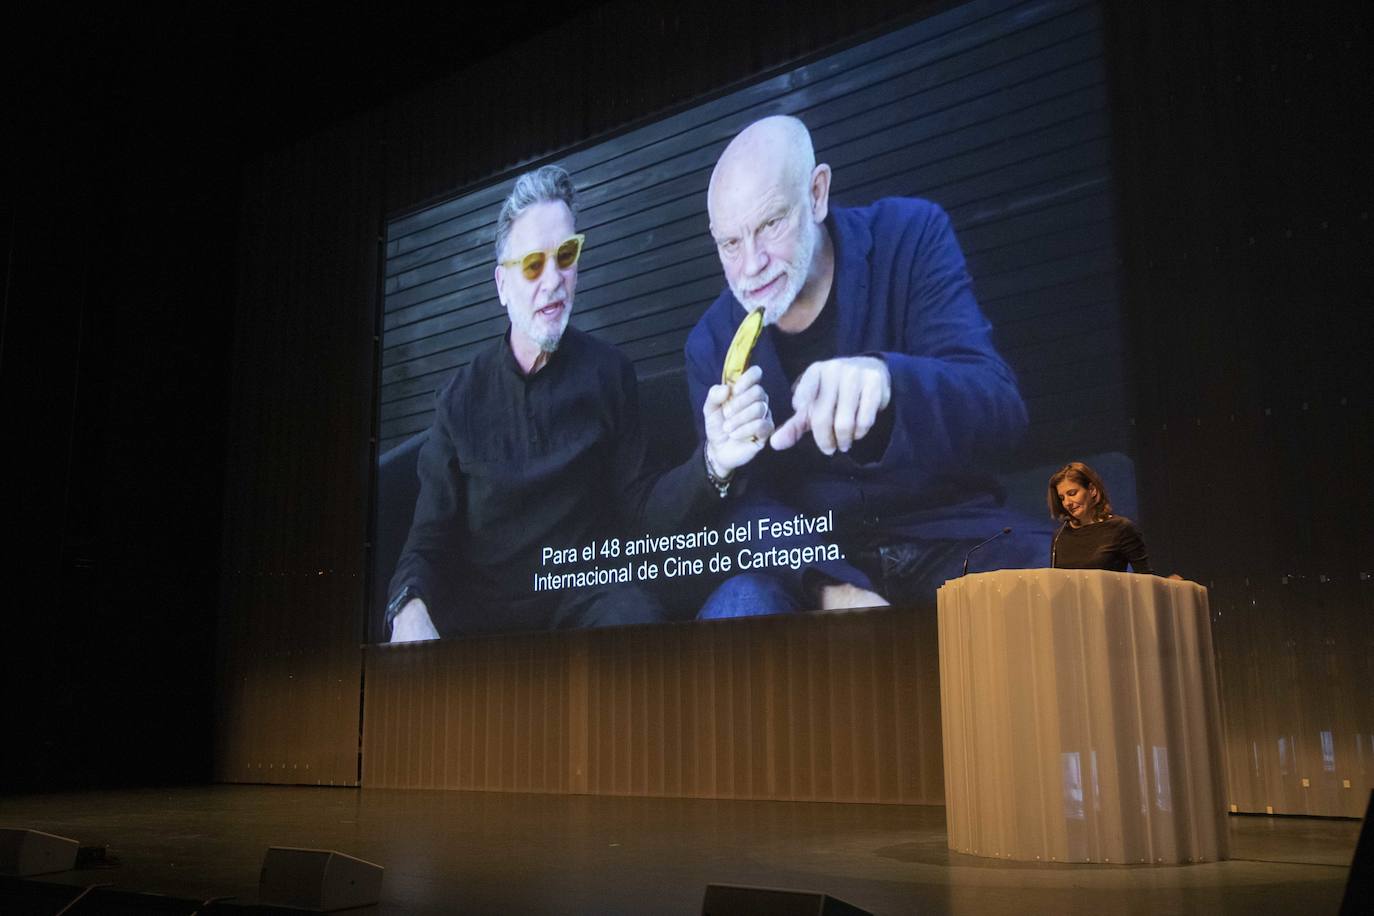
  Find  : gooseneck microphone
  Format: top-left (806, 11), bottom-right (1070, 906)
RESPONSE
top-left (962, 527), bottom-right (1012, 577)
top-left (1050, 520), bottom-right (1069, 568)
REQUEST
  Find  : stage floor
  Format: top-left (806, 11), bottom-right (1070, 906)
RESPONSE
top-left (0, 785), bottom-right (1360, 914)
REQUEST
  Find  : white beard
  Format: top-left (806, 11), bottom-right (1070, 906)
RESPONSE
top-left (731, 216), bottom-right (818, 326)
top-left (508, 297), bottom-right (572, 353)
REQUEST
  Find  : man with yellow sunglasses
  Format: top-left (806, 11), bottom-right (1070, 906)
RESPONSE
top-left (387, 165), bottom-right (773, 641)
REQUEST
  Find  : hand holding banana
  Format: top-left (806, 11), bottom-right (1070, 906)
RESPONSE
top-left (704, 365), bottom-right (772, 478)
top-left (704, 310), bottom-right (772, 479)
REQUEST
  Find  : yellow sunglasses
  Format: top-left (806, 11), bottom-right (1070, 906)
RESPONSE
top-left (500, 233), bottom-right (585, 280)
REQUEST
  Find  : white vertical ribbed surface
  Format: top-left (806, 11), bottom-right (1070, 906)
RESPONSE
top-left (939, 569), bottom-right (1229, 864)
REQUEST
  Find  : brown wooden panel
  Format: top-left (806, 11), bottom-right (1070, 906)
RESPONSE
top-left (360, 607), bottom-right (944, 804)
top-left (363, 631), bottom-right (573, 792)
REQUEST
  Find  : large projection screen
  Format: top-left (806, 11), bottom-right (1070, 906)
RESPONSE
top-left (371, 0), bottom-right (1134, 643)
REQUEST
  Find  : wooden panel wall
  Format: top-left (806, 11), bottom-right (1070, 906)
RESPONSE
top-left (362, 627), bottom-right (574, 792)
top-left (363, 607), bottom-right (944, 803)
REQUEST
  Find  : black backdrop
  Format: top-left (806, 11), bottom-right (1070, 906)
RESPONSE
top-left (4, 1), bottom-right (1369, 792)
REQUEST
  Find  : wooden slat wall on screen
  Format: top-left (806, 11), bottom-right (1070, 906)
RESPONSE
top-left (363, 607), bottom-right (943, 803)
top-left (378, 0), bottom-right (1125, 466)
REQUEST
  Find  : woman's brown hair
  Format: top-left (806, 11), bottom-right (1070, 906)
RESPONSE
top-left (1047, 461), bottom-right (1114, 524)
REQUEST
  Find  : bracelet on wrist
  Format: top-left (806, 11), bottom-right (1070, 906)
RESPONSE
top-left (704, 448), bottom-right (733, 498)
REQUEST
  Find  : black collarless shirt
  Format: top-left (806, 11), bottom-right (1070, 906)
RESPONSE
top-left (773, 283), bottom-right (839, 381)
top-left (390, 328), bottom-right (717, 631)
top-left (1052, 515), bottom-right (1151, 573)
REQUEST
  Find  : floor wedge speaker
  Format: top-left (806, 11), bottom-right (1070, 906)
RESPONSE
top-left (0, 828), bottom-right (79, 877)
top-left (259, 846), bottom-right (383, 912)
top-left (702, 883), bottom-right (873, 916)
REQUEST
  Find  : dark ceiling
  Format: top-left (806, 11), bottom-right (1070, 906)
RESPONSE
top-left (13, 3), bottom-right (606, 160)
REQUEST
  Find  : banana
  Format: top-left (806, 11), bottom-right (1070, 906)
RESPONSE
top-left (721, 308), bottom-right (765, 385)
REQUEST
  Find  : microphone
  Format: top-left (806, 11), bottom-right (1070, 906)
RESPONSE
top-left (962, 527), bottom-right (1012, 577)
top-left (1050, 520), bottom-right (1069, 568)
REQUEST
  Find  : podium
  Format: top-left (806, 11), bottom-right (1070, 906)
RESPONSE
top-left (937, 569), bottom-right (1229, 864)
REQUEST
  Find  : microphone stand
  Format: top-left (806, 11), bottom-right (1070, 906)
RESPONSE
top-left (1050, 521), bottom-right (1068, 569)
top-left (962, 527), bottom-right (1012, 577)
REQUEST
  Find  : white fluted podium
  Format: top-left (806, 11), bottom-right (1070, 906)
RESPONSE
top-left (937, 569), bottom-right (1229, 864)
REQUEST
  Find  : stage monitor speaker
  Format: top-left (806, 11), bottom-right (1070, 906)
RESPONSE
top-left (1340, 789), bottom-right (1374, 916)
top-left (259, 846), bottom-right (383, 912)
top-left (702, 883), bottom-right (873, 916)
top-left (0, 828), bottom-right (79, 877)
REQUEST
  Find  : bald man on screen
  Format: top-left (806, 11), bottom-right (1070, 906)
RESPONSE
top-left (685, 116), bottom-right (1052, 616)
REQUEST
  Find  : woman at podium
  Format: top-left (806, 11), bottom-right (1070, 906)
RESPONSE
top-left (1047, 461), bottom-right (1152, 573)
